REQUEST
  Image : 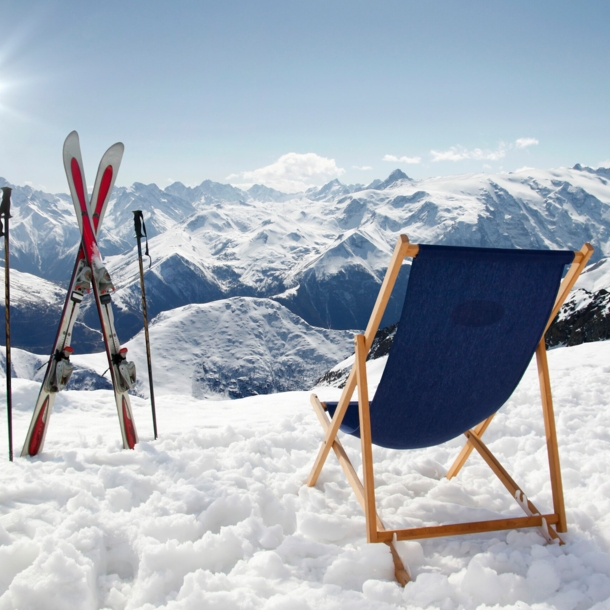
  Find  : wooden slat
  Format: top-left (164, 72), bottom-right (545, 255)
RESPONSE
top-left (309, 394), bottom-right (410, 585)
top-left (376, 514), bottom-right (560, 542)
top-left (356, 334), bottom-right (378, 543)
top-left (307, 234), bottom-right (417, 487)
top-left (466, 430), bottom-right (562, 543)
top-left (446, 414), bottom-right (496, 479)
top-left (364, 235), bottom-right (418, 349)
top-left (536, 341), bottom-right (567, 532)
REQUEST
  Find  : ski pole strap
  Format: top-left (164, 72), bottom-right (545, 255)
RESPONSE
top-left (133, 210), bottom-right (152, 268)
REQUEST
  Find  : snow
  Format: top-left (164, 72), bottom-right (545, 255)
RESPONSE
top-left (73, 297), bottom-right (354, 399)
top-left (0, 267), bottom-right (65, 308)
top-left (575, 257), bottom-right (610, 294)
top-left (0, 340), bottom-right (609, 608)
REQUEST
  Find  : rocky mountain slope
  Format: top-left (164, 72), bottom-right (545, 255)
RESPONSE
top-left (546, 256), bottom-right (610, 347)
top-left (119, 297), bottom-right (354, 399)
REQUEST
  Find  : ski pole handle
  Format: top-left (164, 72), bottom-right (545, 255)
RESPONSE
top-left (0, 187), bottom-right (11, 237)
top-left (133, 210), bottom-right (144, 239)
top-left (0, 187), bottom-right (11, 217)
top-left (132, 210), bottom-right (151, 267)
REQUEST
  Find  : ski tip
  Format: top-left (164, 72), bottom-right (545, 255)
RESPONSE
top-left (107, 142), bottom-right (125, 160)
top-left (99, 142), bottom-right (125, 169)
top-left (64, 130), bottom-right (79, 146)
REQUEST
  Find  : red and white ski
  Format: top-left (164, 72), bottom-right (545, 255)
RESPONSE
top-left (22, 132), bottom-right (138, 455)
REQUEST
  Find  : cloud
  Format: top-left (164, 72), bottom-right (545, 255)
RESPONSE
top-left (383, 154), bottom-right (421, 164)
top-left (596, 160), bottom-right (610, 168)
top-left (430, 145), bottom-right (506, 162)
top-left (430, 138), bottom-right (540, 163)
top-left (515, 137), bottom-right (539, 149)
top-left (353, 165), bottom-right (373, 170)
top-left (228, 153), bottom-right (345, 192)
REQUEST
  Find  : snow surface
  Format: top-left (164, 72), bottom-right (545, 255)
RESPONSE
top-left (0, 266), bottom-right (65, 308)
top-left (65, 297), bottom-right (353, 399)
top-left (0, 340), bottom-right (609, 608)
top-left (120, 297), bottom-right (354, 399)
top-left (574, 258), bottom-right (610, 294)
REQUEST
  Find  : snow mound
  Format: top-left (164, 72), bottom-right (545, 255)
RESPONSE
top-left (87, 297), bottom-right (353, 399)
top-left (0, 341), bottom-right (609, 607)
top-left (0, 266), bottom-right (65, 307)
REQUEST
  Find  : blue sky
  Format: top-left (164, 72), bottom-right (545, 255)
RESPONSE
top-left (0, 0), bottom-right (608, 192)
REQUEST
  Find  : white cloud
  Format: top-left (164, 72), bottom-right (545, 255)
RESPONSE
top-left (228, 153), bottom-right (345, 192)
top-left (383, 154), bottom-right (421, 164)
top-left (430, 145), bottom-right (506, 162)
top-left (23, 180), bottom-right (49, 191)
top-left (515, 137), bottom-right (539, 149)
top-left (353, 165), bottom-right (373, 170)
top-left (596, 160), bottom-right (610, 168)
top-left (430, 138), bottom-right (540, 163)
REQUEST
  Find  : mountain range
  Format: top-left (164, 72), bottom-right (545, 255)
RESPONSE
top-left (0, 164), bottom-right (608, 397)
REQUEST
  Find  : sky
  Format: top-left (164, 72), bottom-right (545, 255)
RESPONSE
top-left (0, 0), bottom-right (608, 193)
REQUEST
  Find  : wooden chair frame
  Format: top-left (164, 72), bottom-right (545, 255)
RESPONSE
top-left (307, 235), bottom-right (593, 585)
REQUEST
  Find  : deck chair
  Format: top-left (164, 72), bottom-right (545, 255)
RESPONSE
top-left (307, 235), bottom-right (593, 585)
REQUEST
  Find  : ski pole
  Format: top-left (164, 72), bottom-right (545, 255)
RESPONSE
top-left (133, 211), bottom-right (157, 439)
top-left (0, 187), bottom-right (13, 460)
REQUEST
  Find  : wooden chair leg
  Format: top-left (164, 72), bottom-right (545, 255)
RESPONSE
top-left (306, 368), bottom-right (357, 487)
top-left (309, 394), bottom-right (411, 585)
top-left (536, 341), bottom-right (567, 533)
top-left (355, 334), bottom-right (378, 544)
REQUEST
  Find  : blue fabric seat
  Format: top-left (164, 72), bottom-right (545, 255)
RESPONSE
top-left (325, 244), bottom-right (574, 450)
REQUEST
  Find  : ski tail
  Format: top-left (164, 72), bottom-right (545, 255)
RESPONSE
top-left (121, 396), bottom-right (137, 449)
top-left (27, 396), bottom-right (51, 456)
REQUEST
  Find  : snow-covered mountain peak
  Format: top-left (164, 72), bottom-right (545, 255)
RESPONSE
top-left (572, 163), bottom-right (610, 181)
top-left (3, 163), bottom-right (610, 355)
top-left (375, 168), bottom-right (412, 190)
top-left (247, 183), bottom-right (293, 202)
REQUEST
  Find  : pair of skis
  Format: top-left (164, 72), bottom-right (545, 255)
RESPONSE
top-left (22, 132), bottom-right (138, 456)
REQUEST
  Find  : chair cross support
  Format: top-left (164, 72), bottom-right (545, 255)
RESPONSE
top-left (310, 394), bottom-right (411, 585)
